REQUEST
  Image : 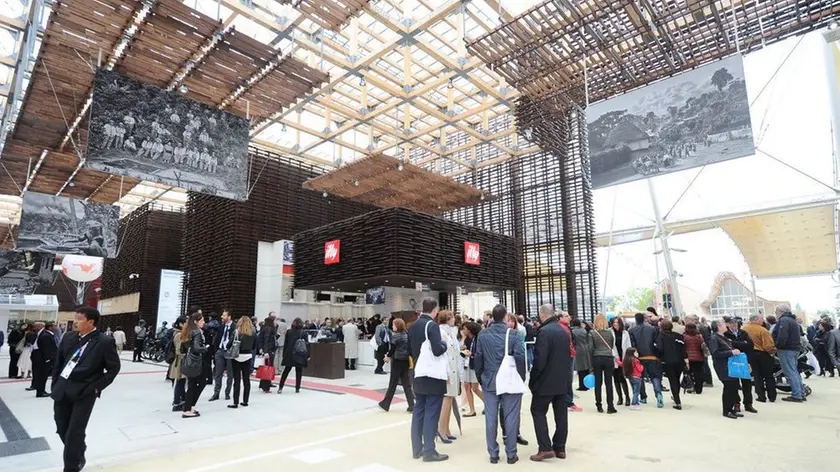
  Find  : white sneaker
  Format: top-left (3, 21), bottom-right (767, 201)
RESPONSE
top-left (629, 405), bottom-right (641, 411)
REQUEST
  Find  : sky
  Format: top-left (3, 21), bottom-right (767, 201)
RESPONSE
top-left (594, 31), bottom-right (840, 312)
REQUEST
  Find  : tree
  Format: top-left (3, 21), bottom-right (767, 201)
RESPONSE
top-left (711, 68), bottom-right (733, 92)
top-left (795, 303), bottom-right (803, 313)
top-left (609, 287), bottom-right (656, 313)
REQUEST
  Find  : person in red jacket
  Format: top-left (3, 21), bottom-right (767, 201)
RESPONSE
top-left (683, 323), bottom-right (707, 394)
top-left (558, 312), bottom-right (582, 412)
top-left (623, 347), bottom-right (644, 410)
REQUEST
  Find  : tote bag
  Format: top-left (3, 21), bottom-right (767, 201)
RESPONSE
top-left (414, 321), bottom-right (448, 381)
top-left (496, 328), bottom-right (526, 395)
top-left (727, 352), bottom-right (751, 380)
top-left (181, 348), bottom-right (202, 378)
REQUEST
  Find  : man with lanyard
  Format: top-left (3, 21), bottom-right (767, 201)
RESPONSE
top-left (210, 311), bottom-right (234, 402)
top-left (52, 306), bottom-right (120, 472)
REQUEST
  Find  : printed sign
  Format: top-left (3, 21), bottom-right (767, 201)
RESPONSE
top-left (465, 241), bottom-right (480, 265)
top-left (324, 240), bottom-right (340, 265)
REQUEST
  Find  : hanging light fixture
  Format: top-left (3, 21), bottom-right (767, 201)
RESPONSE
top-left (447, 78), bottom-right (454, 89)
top-left (360, 76), bottom-right (366, 86)
top-left (353, 180), bottom-right (360, 187)
top-left (396, 162), bottom-right (404, 171)
top-left (322, 191), bottom-right (328, 198)
top-left (281, 123), bottom-right (287, 132)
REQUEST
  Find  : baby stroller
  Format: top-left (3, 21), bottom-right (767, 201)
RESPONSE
top-left (772, 346), bottom-right (814, 397)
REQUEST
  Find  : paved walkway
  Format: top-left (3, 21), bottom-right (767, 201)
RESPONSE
top-left (1, 348), bottom-right (838, 472)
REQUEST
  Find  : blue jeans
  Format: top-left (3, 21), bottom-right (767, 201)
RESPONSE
top-left (411, 393), bottom-right (443, 457)
top-left (483, 390), bottom-right (522, 459)
top-left (567, 358), bottom-right (575, 407)
top-left (778, 349), bottom-right (804, 399)
top-left (639, 360), bottom-right (662, 400)
top-left (630, 377), bottom-right (641, 405)
top-left (526, 345), bottom-right (534, 371)
top-left (173, 378), bottom-right (186, 405)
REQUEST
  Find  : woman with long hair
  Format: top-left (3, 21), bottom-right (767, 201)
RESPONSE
top-left (655, 319), bottom-right (687, 410)
top-left (611, 317), bottom-right (631, 406)
top-left (459, 321), bottom-right (484, 416)
top-left (278, 318), bottom-right (310, 393)
top-left (378, 318), bottom-right (414, 412)
top-left (182, 312), bottom-right (208, 418)
top-left (168, 316), bottom-right (187, 412)
top-left (258, 317), bottom-right (277, 393)
top-left (709, 320), bottom-right (742, 419)
top-left (229, 316), bottom-right (257, 408)
top-left (683, 323), bottom-right (707, 394)
top-left (587, 314), bottom-right (617, 413)
top-left (437, 310), bottom-right (461, 442)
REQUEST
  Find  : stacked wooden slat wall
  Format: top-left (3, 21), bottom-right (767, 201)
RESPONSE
top-left (181, 147), bottom-right (374, 317)
top-left (292, 207), bottom-right (517, 292)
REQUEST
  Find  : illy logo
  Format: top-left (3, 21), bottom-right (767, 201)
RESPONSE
top-left (465, 242), bottom-right (480, 265)
top-left (324, 240), bottom-right (340, 265)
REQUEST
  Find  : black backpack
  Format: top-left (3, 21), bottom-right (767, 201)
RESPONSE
top-left (292, 332), bottom-right (308, 365)
top-left (164, 337), bottom-right (176, 365)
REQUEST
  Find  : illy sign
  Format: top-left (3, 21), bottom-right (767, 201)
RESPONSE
top-left (324, 240), bottom-right (340, 265)
top-left (464, 241), bottom-right (480, 265)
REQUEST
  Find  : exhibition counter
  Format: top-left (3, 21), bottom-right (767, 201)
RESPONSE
top-left (303, 342), bottom-right (345, 379)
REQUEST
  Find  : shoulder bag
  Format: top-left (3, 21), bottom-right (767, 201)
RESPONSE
top-left (224, 330), bottom-right (240, 360)
top-left (181, 344), bottom-right (202, 378)
top-left (593, 329), bottom-right (621, 369)
top-left (414, 321), bottom-right (448, 381)
top-left (496, 328), bottom-right (526, 394)
top-left (15, 336), bottom-right (25, 354)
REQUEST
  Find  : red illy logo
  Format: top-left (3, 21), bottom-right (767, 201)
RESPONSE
top-left (325, 240), bottom-right (340, 265)
top-left (465, 242), bottom-right (480, 265)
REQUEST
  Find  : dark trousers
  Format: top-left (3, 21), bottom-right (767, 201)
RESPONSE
top-left (592, 357), bottom-right (615, 408)
top-left (345, 358), bottom-right (357, 370)
top-left (54, 394), bottom-right (96, 472)
top-left (32, 356), bottom-right (50, 395)
top-left (663, 363), bottom-right (683, 405)
top-left (721, 379), bottom-right (739, 414)
top-left (749, 351), bottom-right (776, 402)
top-left (212, 350), bottom-right (233, 397)
top-left (530, 393), bottom-right (568, 453)
top-left (485, 391), bottom-right (522, 459)
top-left (9, 349), bottom-right (20, 378)
top-left (279, 364), bottom-right (302, 392)
top-left (375, 344), bottom-right (389, 373)
top-left (411, 392), bottom-right (443, 457)
top-left (133, 340), bottom-right (144, 362)
top-left (576, 370), bottom-right (587, 389)
top-left (734, 377), bottom-right (753, 407)
top-left (702, 357), bottom-right (714, 385)
top-left (380, 359), bottom-right (413, 410)
top-left (612, 367), bottom-right (629, 402)
top-left (173, 378), bottom-right (186, 406)
top-left (688, 360), bottom-right (705, 394)
top-left (816, 346), bottom-right (835, 375)
top-left (184, 376), bottom-right (206, 412)
top-left (231, 360), bottom-right (251, 405)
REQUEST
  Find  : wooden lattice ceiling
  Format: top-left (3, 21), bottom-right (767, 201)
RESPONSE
top-left (468, 0), bottom-right (840, 104)
top-left (302, 153), bottom-right (487, 215)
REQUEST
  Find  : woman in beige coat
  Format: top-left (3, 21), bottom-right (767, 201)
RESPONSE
top-left (169, 317), bottom-right (186, 412)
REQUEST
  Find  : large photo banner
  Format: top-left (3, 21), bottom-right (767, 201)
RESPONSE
top-left (0, 250), bottom-right (55, 294)
top-left (587, 54), bottom-right (755, 188)
top-left (86, 69), bottom-right (250, 200)
top-left (157, 269), bottom-right (184, 330)
top-left (17, 192), bottom-right (119, 258)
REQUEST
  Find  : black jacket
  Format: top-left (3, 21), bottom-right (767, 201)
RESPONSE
top-left (629, 322), bottom-right (658, 358)
top-left (259, 327), bottom-right (277, 354)
top-left (773, 313), bottom-right (801, 351)
top-left (216, 322), bottom-right (236, 352)
top-left (8, 328), bottom-right (23, 349)
top-left (655, 331), bottom-right (686, 365)
top-left (282, 328), bottom-right (310, 367)
top-left (529, 316), bottom-right (572, 396)
top-left (408, 314), bottom-right (447, 396)
top-left (387, 332), bottom-right (410, 361)
top-left (709, 333), bottom-right (736, 381)
top-left (51, 330), bottom-right (121, 402)
top-left (236, 333), bottom-right (257, 356)
top-left (723, 329), bottom-right (754, 355)
top-left (33, 330), bottom-right (58, 366)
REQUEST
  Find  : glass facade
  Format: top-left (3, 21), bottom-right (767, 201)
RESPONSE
top-left (707, 279), bottom-right (759, 320)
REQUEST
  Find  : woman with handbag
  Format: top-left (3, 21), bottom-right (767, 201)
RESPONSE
top-left (655, 320), bottom-right (687, 410)
top-left (587, 314), bottom-right (617, 414)
top-left (437, 311), bottom-right (461, 443)
top-left (610, 317), bottom-right (631, 406)
top-left (459, 322), bottom-right (484, 416)
top-left (683, 323), bottom-right (707, 395)
top-left (278, 318), bottom-right (310, 394)
top-left (229, 316), bottom-right (256, 408)
top-left (258, 317), bottom-right (277, 393)
top-left (181, 312), bottom-right (208, 418)
top-left (378, 318), bottom-right (414, 412)
top-left (709, 320), bottom-right (742, 419)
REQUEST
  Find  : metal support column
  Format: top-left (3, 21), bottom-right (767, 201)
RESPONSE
top-left (648, 179), bottom-right (683, 317)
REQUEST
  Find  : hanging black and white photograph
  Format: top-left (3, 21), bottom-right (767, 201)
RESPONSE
top-left (587, 54), bottom-right (755, 188)
top-left (365, 286), bottom-right (385, 305)
top-left (0, 250), bottom-right (56, 295)
top-left (16, 192), bottom-right (119, 258)
top-left (85, 69), bottom-right (250, 200)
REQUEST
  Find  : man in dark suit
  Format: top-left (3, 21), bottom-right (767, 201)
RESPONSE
top-left (52, 307), bottom-right (121, 472)
top-left (407, 298), bottom-right (448, 462)
top-left (529, 304), bottom-right (572, 462)
top-left (209, 311), bottom-right (234, 402)
top-left (32, 321), bottom-right (58, 397)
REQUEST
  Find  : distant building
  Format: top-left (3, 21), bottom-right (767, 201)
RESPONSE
top-left (699, 272), bottom-right (788, 321)
top-left (605, 121), bottom-right (650, 151)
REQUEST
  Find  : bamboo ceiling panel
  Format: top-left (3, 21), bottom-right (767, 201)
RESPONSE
top-left (302, 153), bottom-right (488, 215)
top-left (182, 30), bottom-right (272, 108)
top-left (117, 0), bottom-right (220, 88)
top-left (279, 0), bottom-right (370, 32)
top-left (229, 56), bottom-right (329, 121)
top-left (468, 0), bottom-right (840, 103)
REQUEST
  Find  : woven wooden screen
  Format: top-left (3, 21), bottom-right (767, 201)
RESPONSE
top-left (181, 147), bottom-right (374, 317)
top-left (292, 207), bottom-right (517, 292)
top-left (101, 203), bottom-right (185, 326)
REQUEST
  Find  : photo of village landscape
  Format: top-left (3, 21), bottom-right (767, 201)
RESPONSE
top-left (587, 54), bottom-right (755, 188)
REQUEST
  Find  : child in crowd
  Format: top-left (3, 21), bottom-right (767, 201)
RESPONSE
top-left (623, 348), bottom-right (644, 410)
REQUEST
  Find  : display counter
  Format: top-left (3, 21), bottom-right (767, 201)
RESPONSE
top-left (303, 342), bottom-right (345, 379)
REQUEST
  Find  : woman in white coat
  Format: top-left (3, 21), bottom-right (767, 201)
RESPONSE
top-left (342, 321), bottom-right (359, 370)
top-left (437, 310), bottom-right (461, 442)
